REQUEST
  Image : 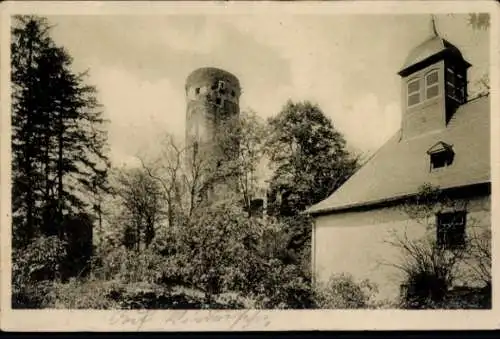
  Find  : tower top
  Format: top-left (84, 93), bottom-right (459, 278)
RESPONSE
top-left (185, 67), bottom-right (241, 92)
top-left (398, 17), bottom-right (470, 77)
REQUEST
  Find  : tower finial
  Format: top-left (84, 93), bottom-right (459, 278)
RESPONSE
top-left (430, 14), bottom-right (438, 37)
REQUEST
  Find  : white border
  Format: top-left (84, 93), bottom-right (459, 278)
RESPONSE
top-left (1, 0), bottom-right (499, 331)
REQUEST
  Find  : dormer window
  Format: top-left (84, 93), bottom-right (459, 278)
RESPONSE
top-left (407, 78), bottom-right (421, 106)
top-left (427, 141), bottom-right (454, 170)
top-left (425, 70), bottom-right (439, 99)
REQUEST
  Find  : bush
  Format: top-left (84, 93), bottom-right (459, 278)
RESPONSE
top-left (252, 259), bottom-right (314, 309)
top-left (401, 270), bottom-right (448, 309)
top-left (91, 246), bottom-right (177, 285)
top-left (50, 278), bottom-right (122, 309)
top-left (48, 278), bottom-right (254, 309)
top-left (12, 236), bottom-right (67, 308)
top-left (314, 273), bottom-right (378, 309)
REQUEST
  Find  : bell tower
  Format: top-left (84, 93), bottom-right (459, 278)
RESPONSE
top-left (398, 16), bottom-right (471, 140)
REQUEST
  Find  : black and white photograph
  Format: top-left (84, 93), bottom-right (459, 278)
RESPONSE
top-left (0, 0), bottom-right (498, 331)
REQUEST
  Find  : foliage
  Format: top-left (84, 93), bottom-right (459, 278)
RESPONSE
top-left (50, 278), bottom-right (122, 309)
top-left (462, 226), bottom-right (491, 286)
top-left (389, 234), bottom-right (461, 308)
top-left (166, 199), bottom-right (261, 301)
top-left (252, 258), bottom-right (314, 309)
top-left (265, 100), bottom-right (359, 253)
top-left (392, 184), bottom-right (491, 309)
top-left (213, 110), bottom-right (268, 212)
top-left (12, 236), bottom-right (67, 308)
top-left (91, 247), bottom-right (169, 284)
top-left (11, 15), bottom-right (109, 248)
top-left (314, 273), bottom-right (378, 309)
top-left (48, 279), bottom-right (254, 309)
top-left (266, 100), bottom-right (359, 216)
top-left (468, 13), bottom-right (490, 31)
top-left (111, 168), bottom-right (165, 250)
top-left (466, 13), bottom-right (490, 98)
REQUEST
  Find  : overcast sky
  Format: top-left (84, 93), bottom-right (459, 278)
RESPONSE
top-left (43, 13), bottom-right (489, 167)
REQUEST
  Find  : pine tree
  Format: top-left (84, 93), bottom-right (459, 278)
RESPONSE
top-left (11, 15), bottom-right (53, 247)
top-left (11, 15), bottom-right (110, 249)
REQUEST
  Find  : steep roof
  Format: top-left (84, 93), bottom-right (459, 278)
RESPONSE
top-left (307, 96), bottom-right (491, 215)
top-left (399, 35), bottom-right (469, 75)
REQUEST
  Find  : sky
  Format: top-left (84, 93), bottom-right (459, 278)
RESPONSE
top-left (42, 13), bottom-right (489, 167)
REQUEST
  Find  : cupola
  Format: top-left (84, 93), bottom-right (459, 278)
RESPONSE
top-left (398, 17), bottom-right (471, 140)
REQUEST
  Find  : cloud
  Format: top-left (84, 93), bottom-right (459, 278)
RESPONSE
top-left (91, 65), bottom-right (185, 165)
top-left (337, 93), bottom-right (401, 153)
top-left (44, 14), bottom-right (489, 165)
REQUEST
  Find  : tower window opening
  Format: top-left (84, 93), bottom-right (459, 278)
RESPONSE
top-left (446, 67), bottom-right (465, 104)
top-left (215, 97), bottom-right (223, 107)
top-left (407, 78), bottom-right (421, 107)
top-left (217, 80), bottom-right (225, 90)
top-left (195, 87), bottom-right (200, 94)
top-left (425, 70), bottom-right (439, 99)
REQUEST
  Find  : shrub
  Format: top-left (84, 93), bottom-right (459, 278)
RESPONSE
top-left (390, 235), bottom-right (461, 309)
top-left (49, 278), bottom-right (254, 310)
top-left (252, 259), bottom-right (314, 309)
top-left (50, 278), bottom-right (122, 309)
top-left (12, 236), bottom-right (67, 308)
top-left (90, 246), bottom-right (173, 285)
top-left (314, 273), bottom-right (378, 309)
top-left (401, 270), bottom-right (448, 309)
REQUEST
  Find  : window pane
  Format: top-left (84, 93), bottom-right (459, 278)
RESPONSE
top-left (436, 212), bottom-right (466, 250)
top-left (447, 83), bottom-right (456, 99)
top-left (427, 85), bottom-right (439, 99)
top-left (426, 71), bottom-right (438, 85)
top-left (408, 80), bottom-right (420, 93)
top-left (447, 69), bottom-right (456, 84)
top-left (408, 93), bottom-right (420, 106)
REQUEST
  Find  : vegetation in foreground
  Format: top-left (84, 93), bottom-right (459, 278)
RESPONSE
top-left (11, 15), bottom-right (491, 310)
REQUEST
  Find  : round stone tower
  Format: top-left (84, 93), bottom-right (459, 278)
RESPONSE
top-left (185, 67), bottom-right (241, 145)
top-left (185, 67), bottom-right (241, 199)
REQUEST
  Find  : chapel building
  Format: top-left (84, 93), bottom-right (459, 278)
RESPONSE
top-left (306, 20), bottom-right (491, 300)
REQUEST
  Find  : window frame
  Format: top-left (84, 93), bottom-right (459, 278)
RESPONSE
top-left (425, 69), bottom-right (440, 99)
top-left (446, 67), bottom-right (465, 104)
top-left (429, 150), bottom-right (454, 170)
top-left (407, 77), bottom-right (421, 107)
top-left (436, 211), bottom-right (467, 250)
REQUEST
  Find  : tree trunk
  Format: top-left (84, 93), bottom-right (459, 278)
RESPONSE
top-left (57, 103), bottom-right (64, 240)
top-left (25, 34), bottom-right (35, 245)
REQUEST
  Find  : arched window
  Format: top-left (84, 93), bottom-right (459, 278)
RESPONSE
top-left (407, 78), bottom-right (421, 107)
top-left (425, 70), bottom-right (439, 99)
